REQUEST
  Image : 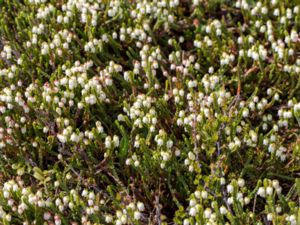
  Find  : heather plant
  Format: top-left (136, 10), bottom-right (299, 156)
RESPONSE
top-left (0, 0), bottom-right (300, 224)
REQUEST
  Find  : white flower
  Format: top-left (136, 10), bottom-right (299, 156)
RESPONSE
top-left (227, 197), bottom-right (233, 205)
top-left (157, 138), bottom-right (164, 146)
top-left (220, 177), bottom-right (226, 185)
top-left (188, 152), bottom-right (195, 161)
top-left (238, 178), bottom-right (245, 187)
top-left (5, 214), bottom-right (11, 222)
top-left (113, 135), bottom-right (119, 147)
top-left (183, 219), bottom-right (190, 225)
top-left (244, 197), bottom-right (250, 205)
top-left (227, 184), bottom-right (234, 194)
top-left (201, 191), bottom-right (208, 199)
top-left (267, 213), bottom-right (273, 221)
top-left (257, 187), bottom-right (266, 198)
top-left (44, 212), bottom-right (51, 220)
top-left (134, 211), bottom-right (141, 220)
top-left (189, 199), bottom-right (196, 207)
top-left (57, 134), bottom-right (67, 143)
top-left (204, 208), bottom-right (212, 218)
top-left (137, 202), bottom-right (145, 211)
top-left (220, 206), bottom-right (227, 214)
top-left (70, 133), bottom-right (79, 143)
top-left (189, 207), bottom-right (197, 217)
top-left (266, 187), bottom-right (273, 195)
top-left (166, 140), bottom-right (173, 148)
top-left (105, 136), bottom-right (112, 149)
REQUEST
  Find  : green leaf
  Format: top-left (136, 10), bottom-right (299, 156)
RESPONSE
top-left (153, 19), bottom-right (164, 31)
top-left (33, 167), bottom-right (44, 181)
top-left (115, 120), bottom-right (129, 161)
top-left (297, 208), bottom-right (300, 225)
top-left (296, 178), bottom-right (300, 196)
top-left (119, 136), bottom-right (129, 159)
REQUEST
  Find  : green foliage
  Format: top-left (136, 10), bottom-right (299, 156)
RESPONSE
top-left (0, 0), bottom-right (299, 224)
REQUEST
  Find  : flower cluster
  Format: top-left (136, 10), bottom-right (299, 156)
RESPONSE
top-left (0, 0), bottom-right (299, 224)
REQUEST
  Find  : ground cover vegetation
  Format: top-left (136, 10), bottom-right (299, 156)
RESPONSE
top-left (0, 0), bottom-right (300, 224)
